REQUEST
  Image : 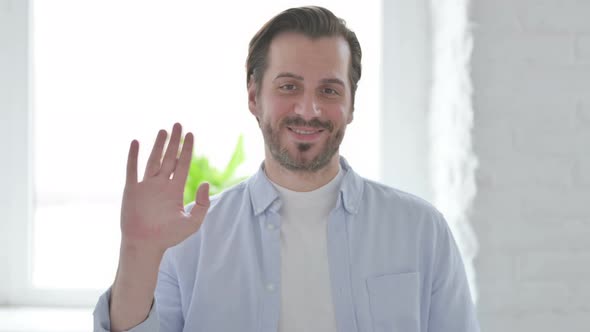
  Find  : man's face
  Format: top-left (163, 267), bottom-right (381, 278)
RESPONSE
top-left (248, 32), bottom-right (354, 172)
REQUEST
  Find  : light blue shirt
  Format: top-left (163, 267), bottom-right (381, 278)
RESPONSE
top-left (94, 158), bottom-right (479, 331)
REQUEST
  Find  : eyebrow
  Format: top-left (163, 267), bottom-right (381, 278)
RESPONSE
top-left (273, 72), bottom-right (303, 81)
top-left (273, 72), bottom-right (346, 87)
top-left (320, 78), bottom-right (345, 87)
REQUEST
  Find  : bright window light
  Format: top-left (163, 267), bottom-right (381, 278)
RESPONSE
top-left (32, 0), bottom-right (381, 291)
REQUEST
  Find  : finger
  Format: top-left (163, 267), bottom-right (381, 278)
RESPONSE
top-left (159, 123), bottom-right (183, 178)
top-left (182, 183), bottom-right (210, 235)
top-left (126, 140), bottom-right (139, 185)
top-left (195, 182), bottom-right (210, 207)
top-left (171, 132), bottom-right (194, 188)
top-left (144, 129), bottom-right (167, 180)
top-left (190, 182), bottom-right (210, 218)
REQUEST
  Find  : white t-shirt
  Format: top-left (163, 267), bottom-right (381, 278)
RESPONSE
top-left (270, 167), bottom-right (343, 332)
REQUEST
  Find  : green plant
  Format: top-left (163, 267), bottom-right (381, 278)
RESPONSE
top-left (183, 135), bottom-right (247, 205)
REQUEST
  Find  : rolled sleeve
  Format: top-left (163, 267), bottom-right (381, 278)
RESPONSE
top-left (93, 287), bottom-right (159, 332)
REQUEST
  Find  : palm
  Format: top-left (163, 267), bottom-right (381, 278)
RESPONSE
top-left (120, 123), bottom-right (209, 252)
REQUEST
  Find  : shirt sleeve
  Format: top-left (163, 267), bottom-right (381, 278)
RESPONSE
top-left (93, 287), bottom-right (160, 332)
top-left (428, 212), bottom-right (481, 332)
top-left (154, 249), bottom-right (185, 331)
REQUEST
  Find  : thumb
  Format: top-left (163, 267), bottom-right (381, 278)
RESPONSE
top-left (195, 182), bottom-right (210, 207)
top-left (189, 182), bottom-right (210, 221)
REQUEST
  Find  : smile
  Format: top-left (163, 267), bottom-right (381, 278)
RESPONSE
top-left (286, 126), bottom-right (325, 142)
top-left (287, 127), bottom-right (324, 135)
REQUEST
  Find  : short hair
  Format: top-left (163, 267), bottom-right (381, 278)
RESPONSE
top-left (246, 6), bottom-right (362, 107)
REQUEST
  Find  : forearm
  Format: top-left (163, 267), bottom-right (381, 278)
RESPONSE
top-left (109, 242), bottom-right (164, 332)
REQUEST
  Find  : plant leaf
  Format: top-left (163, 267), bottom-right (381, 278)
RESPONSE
top-left (183, 135), bottom-right (246, 204)
top-left (219, 134), bottom-right (246, 183)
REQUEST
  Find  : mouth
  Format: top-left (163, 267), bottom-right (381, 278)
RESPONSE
top-left (288, 127), bottom-right (324, 134)
top-left (287, 126), bottom-right (324, 141)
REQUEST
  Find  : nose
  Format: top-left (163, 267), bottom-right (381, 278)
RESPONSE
top-left (293, 92), bottom-right (321, 120)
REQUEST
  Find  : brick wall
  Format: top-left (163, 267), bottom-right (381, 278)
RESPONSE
top-left (471, 0), bottom-right (590, 330)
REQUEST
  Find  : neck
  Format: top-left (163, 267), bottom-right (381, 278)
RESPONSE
top-left (263, 154), bottom-right (341, 192)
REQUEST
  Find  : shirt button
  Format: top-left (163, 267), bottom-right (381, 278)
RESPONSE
top-left (266, 223), bottom-right (276, 230)
top-left (266, 283), bottom-right (276, 292)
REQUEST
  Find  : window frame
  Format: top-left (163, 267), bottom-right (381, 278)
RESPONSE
top-left (0, 0), bottom-right (34, 306)
top-left (0, 0), bottom-right (434, 307)
top-left (0, 0), bottom-right (102, 307)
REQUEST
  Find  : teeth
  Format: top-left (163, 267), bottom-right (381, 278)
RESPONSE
top-left (292, 129), bottom-right (317, 135)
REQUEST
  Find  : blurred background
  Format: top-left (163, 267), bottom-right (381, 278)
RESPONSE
top-left (1, 0), bottom-right (588, 331)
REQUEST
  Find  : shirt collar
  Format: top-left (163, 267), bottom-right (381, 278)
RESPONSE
top-left (247, 157), bottom-right (364, 217)
top-left (338, 157), bottom-right (363, 215)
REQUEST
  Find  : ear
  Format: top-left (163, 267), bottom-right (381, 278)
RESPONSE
top-left (347, 108), bottom-right (354, 124)
top-left (247, 77), bottom-right (258, 117)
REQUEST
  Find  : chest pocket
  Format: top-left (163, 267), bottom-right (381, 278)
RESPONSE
top-left (366, 272), bottom-right (420, 332)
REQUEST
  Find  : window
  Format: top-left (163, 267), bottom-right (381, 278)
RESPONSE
top-left (2, 0), bottom-right (383, 306)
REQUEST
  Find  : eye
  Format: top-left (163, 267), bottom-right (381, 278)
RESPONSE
top-left (279, 84), bottom-right (297, 91)
top-left (322, 87), bottom-right (340, 95)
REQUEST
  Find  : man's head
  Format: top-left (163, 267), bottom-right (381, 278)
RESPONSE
top-left (246, 7), bottom-right (363, 173)
top-left (246, 6), bottom-right (362, 107)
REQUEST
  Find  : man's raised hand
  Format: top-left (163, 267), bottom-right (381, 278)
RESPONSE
top-left (120, 122), bottom-right (210, 253)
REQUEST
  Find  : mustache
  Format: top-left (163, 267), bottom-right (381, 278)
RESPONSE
top-left (282, 116), bottom-right (334, 132)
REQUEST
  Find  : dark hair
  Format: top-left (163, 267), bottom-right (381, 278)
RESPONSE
top-left (246, 6), bottom-right (362, 107)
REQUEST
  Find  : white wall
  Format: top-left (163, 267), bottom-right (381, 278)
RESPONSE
top-left (471, 0), bottom-right (590, 330)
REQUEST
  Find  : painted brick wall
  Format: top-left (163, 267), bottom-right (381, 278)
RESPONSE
top-left (471, 0), bottom-right (590, 330)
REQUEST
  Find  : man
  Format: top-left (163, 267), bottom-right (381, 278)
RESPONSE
top-left (94, 6), bottom-right (479, 332)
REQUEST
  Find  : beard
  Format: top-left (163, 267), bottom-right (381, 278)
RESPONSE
top-left (261, 115), bottom-right (344, 172)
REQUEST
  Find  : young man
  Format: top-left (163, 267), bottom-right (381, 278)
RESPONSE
top-left (94, 6), bottom-right (479, 332)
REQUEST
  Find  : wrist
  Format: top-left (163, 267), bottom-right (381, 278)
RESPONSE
top-left (115, 239), bottom-right (165, 285)
top-left (120, 237), bottom-right (166, 260)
